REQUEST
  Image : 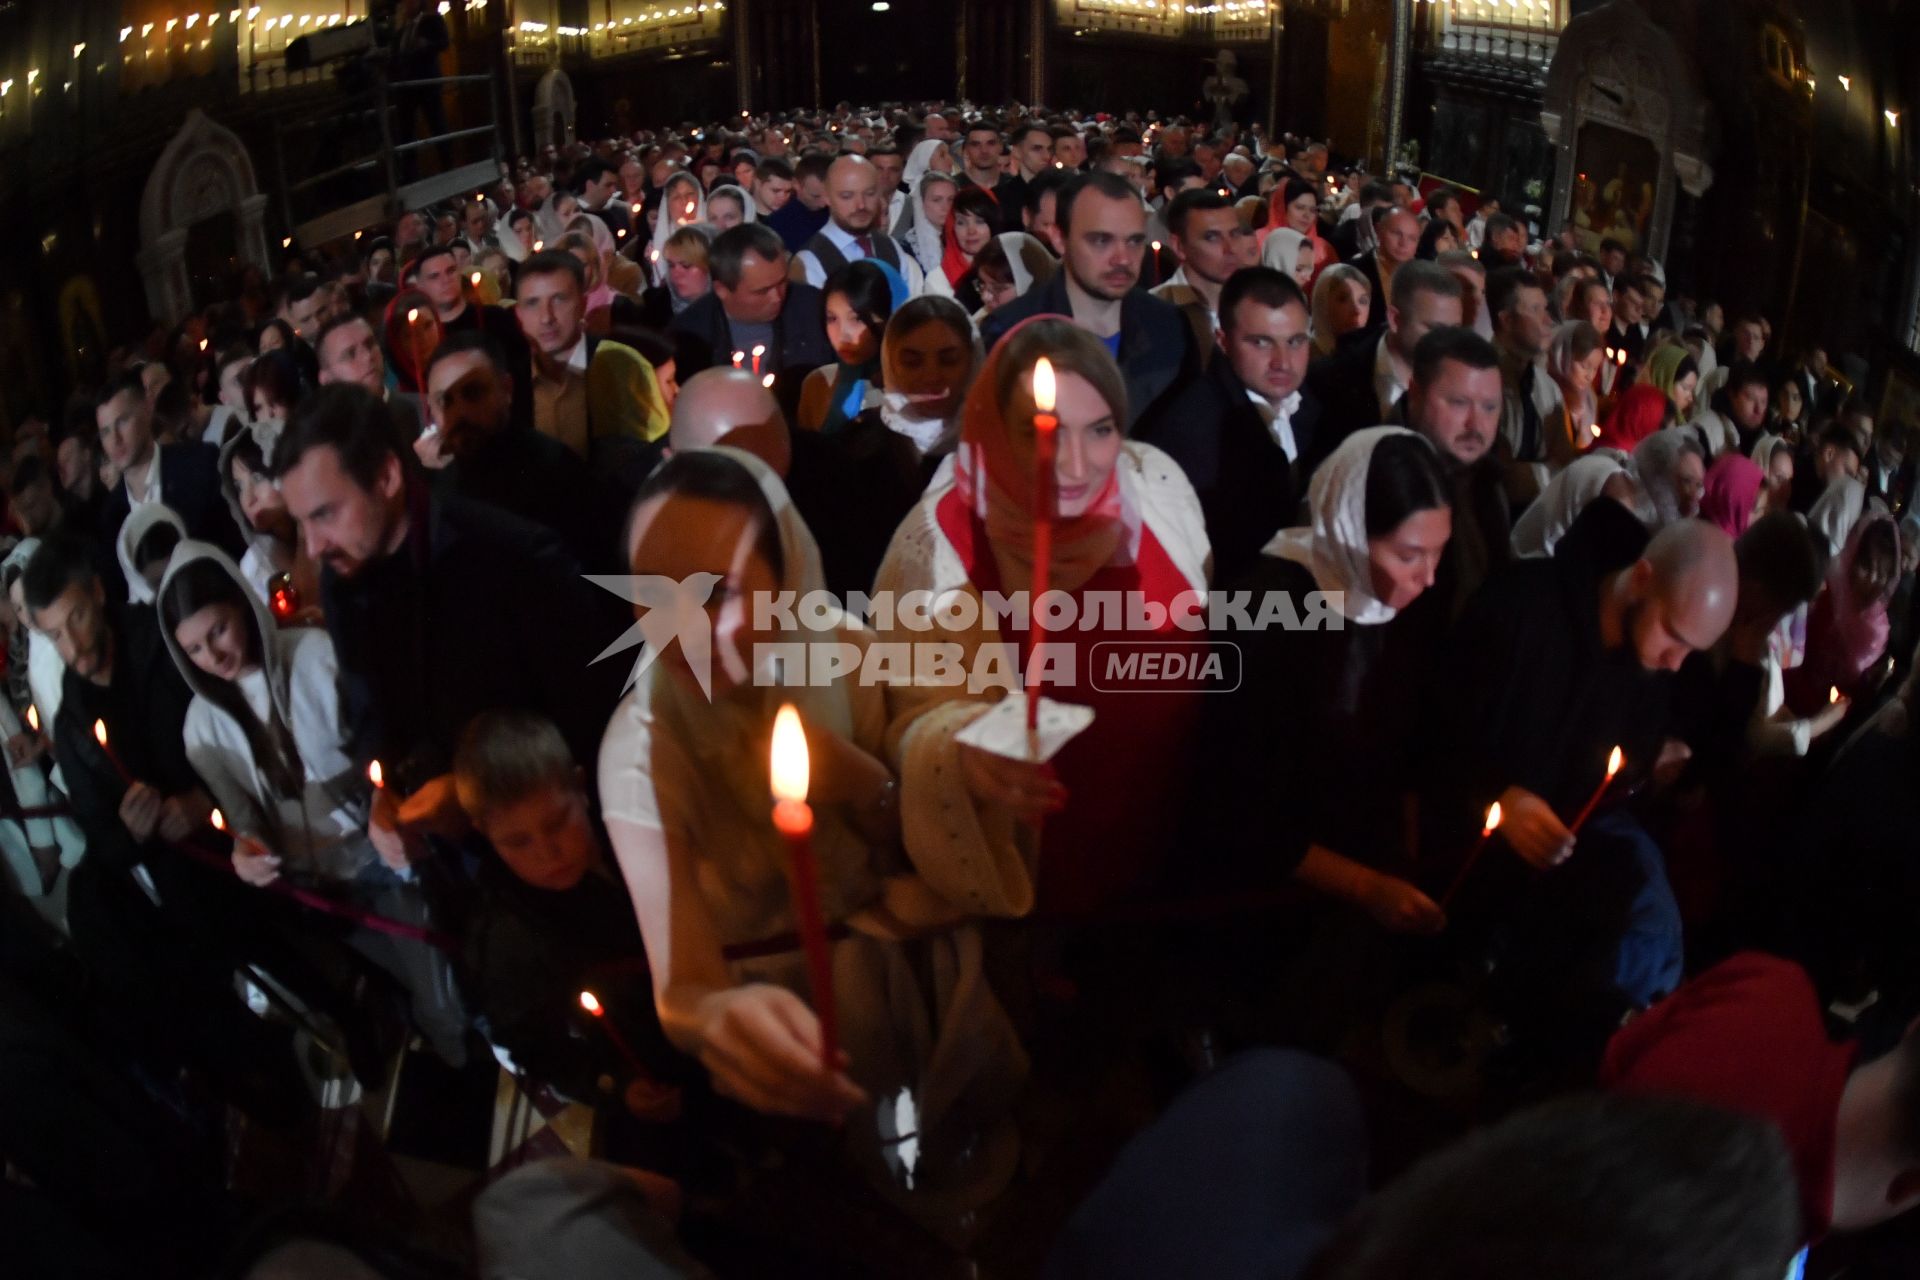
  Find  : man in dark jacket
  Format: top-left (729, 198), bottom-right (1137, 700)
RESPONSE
top-left (95, 374), bottom-right (241, 586)
top-left (671, 222), bottom-right (833, 419)
top-left (274, 384), bottom-right (627, 785)
top-left (1139, 267), bottom-right (1321, 585)
top-left (982, 171), bottom-right (1195, 429)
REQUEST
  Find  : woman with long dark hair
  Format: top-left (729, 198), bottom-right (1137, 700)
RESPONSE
top-left (797, 259), bottom-right (905, 434)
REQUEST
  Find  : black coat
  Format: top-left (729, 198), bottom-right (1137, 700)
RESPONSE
top-left (786, 415), bottom-right (929, 600)
top-left (1137, 355), bottom-right (1323, 585)
top-left (980, 273), bottom-right (1196, 430)
top-left (670, 284), bottom-right (835, 412)
top-left (320, 486), bottom-right (628, 779)
top-left (1303, 330), bottom-right (1389, 476)
top-left (1201, 556), bottom-right (1447, 887)
top-left (442, 302), bottom-right (535, 433)
top-left (435, 425), bottom-right (627, 575)
top-left (100, 442), bottom-right (242, 582)
top-left (1419, 497), bottom-right (1667, 856)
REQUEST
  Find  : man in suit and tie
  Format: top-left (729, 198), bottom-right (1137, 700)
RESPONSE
top-left (1138, 267), bottom-right (1320, 585)
top-left (95, 373), bottom-right (241, 593)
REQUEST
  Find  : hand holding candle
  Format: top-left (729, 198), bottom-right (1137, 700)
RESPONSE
top-left (770, 705), bottom-right (839, 1075)
top-left (93, 720), bottom-right (131, 783)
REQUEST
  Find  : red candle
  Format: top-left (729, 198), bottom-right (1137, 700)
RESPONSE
top-left (405, 308), bottom-right (429, 392)
top-left (579, 990), bottom-right (651, 1080)
top-left (1028, 357), bottom-right (1059, 737)
top-left (92, 719), bottom-right (132, 784)
top-left (770, 705), bottom-right (839, 1074)
top-left (1567, 745), bottom-right (1624, 835)
top-left (1440, 801), bottom-right (1504, 910)
top-left (751, 343), bottom-right (766, 378)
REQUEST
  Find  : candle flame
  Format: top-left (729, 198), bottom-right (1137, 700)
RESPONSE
top-left (1483, 801), bottom-right (1502, 834)
top-left (1830, 686), bottom-right (1841, 705)
top-left (750, 343), bottom-right (767, 357)
top-left (26, 705), bottom-right (38, 733)
top-left (198, 337), bottom-right (208, 351)
top-left (1033, 356), bottom-right (1056, 414)
top-left (770, 704), bottom-right (809, 804)
top-left (1590, 423), bottom-right (1602, 439)
top-left (406, 308), bottom-right (419, 324)
top-left (471, 271), bottom-right (482, 286)
top-left (1616, 349), bottom-right (1627, 366)
top-left (579, 990), bottom-right (603, 1016)
top-left (533, 240), bottom-right (544, 252)
top-left (685, 200), bottom-right (696, 217)
top-left (210, 808), bottom-right (226, 832)
top-left (761, 373), bottom-right (776, 388)
top-left (92, 719), bottom-right (107, 749)
top-left (368, 759), bottom-right (384, 789)
top-left (1606, 745), bottom-right (1624, 778)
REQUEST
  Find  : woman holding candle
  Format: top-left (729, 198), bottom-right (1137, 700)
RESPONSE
top-left (1785, 511), bottom-right (1900, 714)
top-left (381, 290), bottom-right (443, 394)
top-left (156, 541), bottom-right (469, 1067)
top-left (600, 448), bottom-right (1025, 1194)
top-left (1203, 429), bottom-right (1455, 933)
top-left (646, 172), bottom-right (708, 285)
top-left (872, 317), bottom-right (1209, 916)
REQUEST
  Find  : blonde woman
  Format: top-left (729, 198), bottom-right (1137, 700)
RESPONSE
top-left (1310, 264), bottom-right (1372, 358)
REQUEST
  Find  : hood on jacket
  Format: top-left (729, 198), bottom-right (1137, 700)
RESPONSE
top-left (115, 503), bottom-right (188, 605)
top-left (154, 539), bottom-right (288, 717)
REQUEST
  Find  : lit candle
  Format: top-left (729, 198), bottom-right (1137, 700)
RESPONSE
top-left (751, 343), bottom-right (766, 377)
top-left (25, 705), bottom-right (39, 734)
top-left (368, 759), bottom-right (386, 791)
top-left (761, 372), bottom-right (775, 389)
top-left (1567, 745), bottom-right (1624, 834)
top-left (1028, 357), bottom-right (1058, 738)
top-left (732, 349), bottom-right (745, 368)
top-left (1830, 686), bottom-right (1841, 705)
top-left (92, 720), bottom-right (131, 783)
top-left (1440, 801), bottom-right (1503, 909)
top-left (579, 989), bottom-right (651, 1079)
top-left (1146, 240), bottom-right (1160, 287)
top-left (769, 704), bottom-right (838, 1073)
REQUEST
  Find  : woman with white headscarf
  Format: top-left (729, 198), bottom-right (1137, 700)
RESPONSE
top-left (1206, 428), bottom-right (1457, 933)
top-left (1260, 227), bottom-right (1315, 292)
top-left (600, 446), bottom-right (1025, 1207)
top-left (1808, 476), bottom-right (1868, 559)
top-left (703, 183), bottom-right (757, 232)
top-left (966, 232), bottom-right (1055, 325)
top-left (0, 538), bottom-right (85, 900)
top-left (1511, 451), bottom-right (1638, 559)
top-left (899, 171), bottom-right (958, 290)
top-left (647, 171), bottom-right (708, 286)
top-left (891, 137), bottom-right (955, 239)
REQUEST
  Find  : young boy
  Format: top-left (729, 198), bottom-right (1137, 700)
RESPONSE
top-left (454, 709), bottom-right (681, 1120)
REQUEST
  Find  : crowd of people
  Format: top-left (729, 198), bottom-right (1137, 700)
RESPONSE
top-left (5, 94), bottom-right (1920, 1278)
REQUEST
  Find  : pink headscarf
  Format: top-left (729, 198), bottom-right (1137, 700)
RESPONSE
top-left (1785, 512), bottom-right (1900, 712)
top-left (1698, 454), bottom-right (1764, 539)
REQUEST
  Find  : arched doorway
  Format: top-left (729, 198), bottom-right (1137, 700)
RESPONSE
top-left (531, 70), bottom-right (577, 152)
top-left (136, 110), bottom-right (272, 326)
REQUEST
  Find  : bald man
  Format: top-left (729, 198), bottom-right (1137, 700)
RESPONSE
top-left (667, 368), bottom-right (921, 599)
top-left (790, 155), bottom-right (928, 295)
top-left (1416, 496), bottom-right (1735, 1014)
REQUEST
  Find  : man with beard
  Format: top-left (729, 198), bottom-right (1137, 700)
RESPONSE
top-left (981, 171), bottom-right (1194, 428)
top-left (1397, 326), bottom-right (1512, 619)
top-left (273, 384), bottom-right (624, 791)
top-left (790, 155), bottom-right (927, 294)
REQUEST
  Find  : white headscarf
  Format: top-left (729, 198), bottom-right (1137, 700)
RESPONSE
top-left (1261, 227), bottom-right (1311, 279)
top-left (1749, 430), bottom-right (1783, 471)
top-left (115, 503), bottom-right (188, 606)
top-left (900, 171), bottom-right (955, 278)
top-left (1264, 426), bottom-right (1421, 625)
top-left (1809, 476), bottom-right (1867, 558)
top-left (704, 182), bottom-right (758, 225)
top-left (1511, 452), bottom-right (1629, 559)
top-left (649, 173), bottom-right (708, 285)
top-left (1631, 429), bottom-right (1703, 530)
top-left (890, 139), bottom-right (952, 237)
top-left (993, 231), bottom-right (1050, 298)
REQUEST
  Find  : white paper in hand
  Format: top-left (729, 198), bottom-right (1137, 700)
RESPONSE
top-left (954, 693), bottom-right (1095, 764)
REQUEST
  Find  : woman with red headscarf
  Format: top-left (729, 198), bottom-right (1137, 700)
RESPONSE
top-left (1698, 454), bottom-right (1767, 539)
top-left (1259, 176), bottom-right (1337, 279)
top-left (872, 316), bottom-right (1210, 917)
top-left (1596, 381), bottom-right (1671, 452)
